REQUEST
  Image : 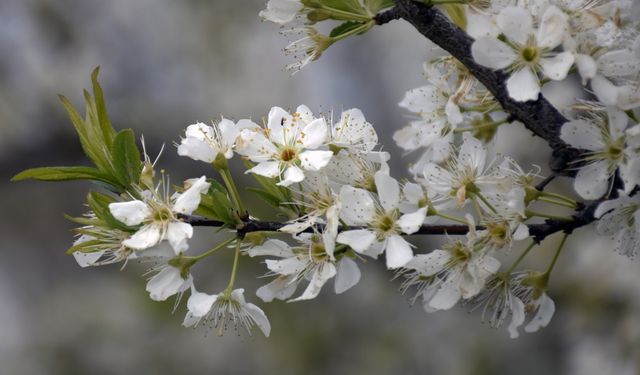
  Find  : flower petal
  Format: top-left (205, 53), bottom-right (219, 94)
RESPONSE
top-left (560, 119), bottom-right (606, 150)
top-left (506, 67), bottom-right (540, 102)
top-left (403, 250), bottom-right (451, 276)
top-left (166, 221), bottom-right (194, 254)
top-left (334, 257), bottom-right (361, 294)
top-left (540, 52), bottom-right (574, 81)
top-left (172, 176), bottom-right (210, 214)
top-left (291, 263), bottom-right (336, 301)
top-left (186, 289), bottom-right (217, 318)
top-left (385, 235), bottom-right (414, 269)
top-left (244, 302), bottom-right (272, 337)
top-left (123, 224), bottom-right (162, 250)
top-left (336, 229), bottom-right (376, 253)
top-left (574, 160), bottom-right (610, 199)
top-left (375, 171), bottom-right (400, 212)
top-left (524, 293), bottom-right (555, 333)
top-left (300, 118), bottom-right (328, 149)
top-left (109, 200), bottom-right (151, 226)
top-left (339, 185), bottom-right (375, 225)
top-left (248, 160), bottom-right (281, 178)
top-left (397, 208), bottom-right (427, 234)
top-left (146, 266), bottom-right (192, 301)
top-left (277, 165), bottom-right (305, 186)
top-left (471, 37), bottom-right (516, 70)
top-left (497, 6), bottom-right (533, 45)
top-left (299, 150), bottom-right (333, 171)
top-left (536, 6), bottom-right (568, 49)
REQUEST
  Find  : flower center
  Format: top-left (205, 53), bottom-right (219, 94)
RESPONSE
top-left (153, 207), bottom-right (173, 222)
top-left (521, 46), bottom-right (539, 63)
top-left (280, 147), bottom-right (298, 162)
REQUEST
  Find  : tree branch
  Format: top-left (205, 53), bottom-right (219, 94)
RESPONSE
top-left (384, 0), bottom-right (582, 173)
top-left (181, 198), bottom-right (602, 243)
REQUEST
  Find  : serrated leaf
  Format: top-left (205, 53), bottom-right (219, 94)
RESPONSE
top-left (329, 21), bottom-right (365, 38)
top-left (91, 67), bottom-right (116, 148)
top-left (111, 129), bottom-right (142, 188)
top-left (11, 166), bottom-right (117, 185)
top-left (363, 0), bottom-right (394, 14)
top-left (320, 0), bottom-right (367, 15)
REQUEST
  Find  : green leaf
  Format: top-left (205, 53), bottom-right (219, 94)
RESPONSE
top-left (329, 21), bottom-right (365, 38)
top-left (320, 0), bottom-right (367, 15)
top-left (11, 166), bottom-right (117, 185)
top-left (362, 0), bottom-right (394, 14)
top-left (87, 192), bottom-right (137, 232)
top-left (91, 67), bottom-right (116, 148)
top-left (111, 129), bottom-right (142, 188)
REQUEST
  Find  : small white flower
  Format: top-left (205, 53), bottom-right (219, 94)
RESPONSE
top-left (472, 6), bottom-right (574, 101)
top-left (560, 106), bottom-right (633, 198)
top-left (336, 171), bottom-right (427, 269)
top-left (183, 287), bottom-right (271, 337)
top-left (109, 176), bottom-right (210, 253)
top-left (248, 236), bottom-right (361, 302)
top-left (177, 118), bottom-right (257, 162)
top-left (422, 136), bottom-right (501, 208)
top-left (141, 244), bottom-right (193, 302)
top-left (71, 226), bottom-right (134, 268)
top-left (329, 108), bottom-right (379, 152)
top-left (594, 191), bottom-right (640, 257)
top-left (281, 27), bottom-right (333, 74)
top-left (236, 105), bottom-right (333, 187)
top-left (400, 218), bottom-right (501, 311)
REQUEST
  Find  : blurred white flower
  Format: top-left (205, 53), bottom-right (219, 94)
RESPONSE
top-left (183, 287), bottom-right (271, 337)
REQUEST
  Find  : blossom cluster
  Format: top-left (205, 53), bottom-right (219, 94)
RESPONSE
top-left (14, 0), bottom-right (640, 340)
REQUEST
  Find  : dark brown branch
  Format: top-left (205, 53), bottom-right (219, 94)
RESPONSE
top-left (384, 0), bottom-right (582, 173)
top-left (182, 198), bottom-right (602, 243)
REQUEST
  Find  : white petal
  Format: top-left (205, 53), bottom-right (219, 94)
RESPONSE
top-left (497, 6), bottom-right (533, 45)
top-left (398, 85), bottom-right (440, 113)
top-left (591, 75), bottom-right (619, 106)
top-left (403, 182), bottom-right (424, 205)
top-left (244, 302), bottom-right (271, 337)
top-left (109, 200), bottom-right (151, 226)
top-left (445, 99), bottom-right (463, 126)
top-left (177, 137), bottom-right (216, 163)
top-left (607, 106), bottom-right (628, 138)
top-left (172, 176), bottom-right (210, 214)
top-left (466, 11), bottom-right (499, 39)
top-left (277, 165), bottom-right (305, 186)
top-left (540, 52), bottom-right (574, 81)
top-left (123, 224), bottom-right (162, 250)
top-left (385, 235), bottom-right (414, 269)
top-left (235, 129), bottom-right (278, 162)
top-left (403, 250), bottom-right (451, 276)
top-left (459, 135), bottom-right (487, 172)
top-left (423, 163), bottom-right (453, 196)
top-left (524, 293), bottom-right (555, 332)
top-left (339, 185), bottom-right (375, 225)
top-left (429, 275), bottom-right (461, 310)
top-left (513, 223), bottom-right (530, 241)
top-left (265, 257), bottom-right (306, 276)
top-left (574, 160), bottom-right (610, 199)
top-left (575, 54), bottom-right (597, 83)
top-left (248, 161), bottom-right (281, 178)
top-left (336, 229), bottom-right (376, 253)
top-left (218, 118), bottom-right (241, 152)
top-left (256, 275), bottom-right (298, 302)
top-left (166, 221), bottom-right (193, 254)
top-left (258, 0), bottom-right (302, 24)
top-left (536, 6), bottom-right (568, 49)
top-left (506, 67), bottom-right (540, 102)
top-left (471, 37), bottom-right (516, 70)
top-left (247, 239), bottom-right (294, 258)
top-left (186, 290), bottom-right (217, 318)
top-left (332, 108), bottom-right (378, 149)
top-left (508, 297), bottom-right (526, 339)
top-left (299, 150), bottom-right (333, 171)
top-left (397, 208), bottom-right (427, 234)
top-left (291, 263), bottom-right (336, 301)
top-left (300, 118), bottom-right (328, 149)
top-left (146, 266), bottom-right (192, 301)
top-left (334, 257), bottom-right (361, 294)
top-left (560, 119), bottom-right (606, 150)
top-left (620, 158), bottom-right (640, 194)
top-left (375, 171), bottom-right (400, 212)
top-left (266, 106), bottom-right (290, 145)
top-left (73, 251), bottom-right (105, 268)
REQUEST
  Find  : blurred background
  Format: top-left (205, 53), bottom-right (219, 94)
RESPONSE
top-left (1, 0), bottom-right (638, 374)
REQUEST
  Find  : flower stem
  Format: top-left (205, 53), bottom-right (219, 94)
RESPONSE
top-left (191, 237), bottom-right (236, 262)
top-left (332, 21), bottom-right (375, 42)
top-left (224, 240), bottom-right (242, 296)
top-left (506, 240), bottom-right (536, 273)
top-left (537, 196), bottom-right (577, 209)
top-left (538, 191), bottom-right (578, 207)
top-left (436, 212), bottom-right (469, 225)
top-left (474, 192), bottom-right (497, 214)
top-left (219, 168), bottom-right (246, 214)
top-left (544, 233), bottom-right (569, 277)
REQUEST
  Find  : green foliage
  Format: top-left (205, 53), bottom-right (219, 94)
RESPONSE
top-left (12, 67), bottom-right (143, 193)
top-left (245, 163), bottom-right (299, 218)
top-left (329, 21), bottom-right (366, 38)
top-left (195, 179), bottom-right (239, 226)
